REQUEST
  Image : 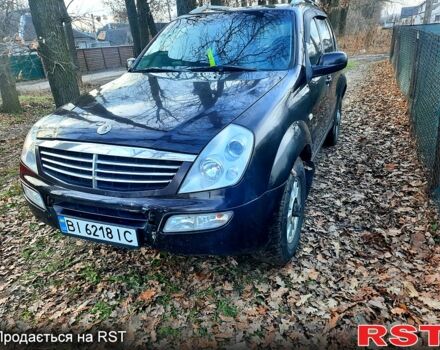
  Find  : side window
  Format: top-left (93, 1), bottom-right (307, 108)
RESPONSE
top-left (316, 19), bottom-right (335, 53)
top-left (308, 19), bottom-right (322, 65)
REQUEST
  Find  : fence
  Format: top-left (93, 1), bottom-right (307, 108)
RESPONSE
top-left (76, 45), bottom-right (134, 73)
top-left (10, 53), bottom-right (46, 81)
top-left (391, 24), bottom-right (440, 203)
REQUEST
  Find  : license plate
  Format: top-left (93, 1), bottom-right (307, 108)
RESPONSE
top-left (58, 216), bottom-right (139, 247)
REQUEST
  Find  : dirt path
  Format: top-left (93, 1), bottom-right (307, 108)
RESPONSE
top-left (0, 59), bottom-right (439, 349)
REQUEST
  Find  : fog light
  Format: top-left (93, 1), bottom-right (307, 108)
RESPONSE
top-left (163, 211), bottom-right (233, 233)
top-left (22, 183), bottom-right (46, 210)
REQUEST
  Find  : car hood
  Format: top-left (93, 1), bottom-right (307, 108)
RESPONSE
top-left (36, 71), bottom-right (286, 154)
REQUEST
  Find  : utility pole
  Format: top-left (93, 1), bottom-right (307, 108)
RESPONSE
top-left (424, 0), bottom-right (434, 24)
top-left (91, 13), bottom-right (97, 39)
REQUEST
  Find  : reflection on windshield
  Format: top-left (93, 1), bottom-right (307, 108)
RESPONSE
top-left (135, 10), bottom-right (293, 71)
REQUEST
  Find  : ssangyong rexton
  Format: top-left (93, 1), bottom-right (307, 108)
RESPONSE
top-left (20, 3), bottom-right (347, 265)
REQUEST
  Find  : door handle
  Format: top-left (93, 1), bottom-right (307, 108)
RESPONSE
top-left (326, 75), bottom-right (333, 85)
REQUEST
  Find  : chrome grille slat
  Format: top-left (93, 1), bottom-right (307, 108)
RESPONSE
top-left (41, 157), bottom-right (93, 172)
top-left (96, 160), bottom-right (180, 169)
top-left (96, 178), bottom-right (171, 184)
top-left (96, 169), bottom-right (176, 176)
top-left (40, 150), bottom-right (93, 163)
top-left (38, 142), bottom-right (191, 192)
top-left (42, 164), bottom-right (93, 179)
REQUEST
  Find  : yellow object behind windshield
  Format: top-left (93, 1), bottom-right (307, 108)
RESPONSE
top-left (207, 48), bottom-right (217, 67)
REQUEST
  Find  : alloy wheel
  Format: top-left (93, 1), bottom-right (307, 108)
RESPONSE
top-left (286, 179), bottom-right (301, 244)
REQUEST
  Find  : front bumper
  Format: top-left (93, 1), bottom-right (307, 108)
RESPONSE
top-left (21, 165), bottom-right (285, 256)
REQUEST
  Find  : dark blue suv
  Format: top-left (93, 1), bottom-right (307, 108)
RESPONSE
top-left (20, 2), bottom-right (347, 265)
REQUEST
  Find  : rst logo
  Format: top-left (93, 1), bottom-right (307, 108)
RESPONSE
top-left (358, 325), bottom-right (440, 347)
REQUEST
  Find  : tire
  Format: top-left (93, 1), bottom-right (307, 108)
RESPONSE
top-left (325, 100), bottom-right (342, 147)
top-left (260, 158), bottom-right (306, 266)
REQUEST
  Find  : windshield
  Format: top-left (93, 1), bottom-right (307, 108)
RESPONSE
top-left (133, 10), bottom-right (293, 72)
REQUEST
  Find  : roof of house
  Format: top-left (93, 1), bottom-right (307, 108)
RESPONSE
top-left (72, 29), bottom-right (95, 41)
top-left (97, 22), bottom-right (168, 45)
top-left (401, 6), bottom-right (420, 18)
top-left (97, 26), bottom-right (132, 45)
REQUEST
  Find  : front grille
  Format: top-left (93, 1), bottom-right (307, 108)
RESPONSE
top-left (39, 145), bottom-right (188, 192)
top-left (54, 201), bottom-right (147, 227)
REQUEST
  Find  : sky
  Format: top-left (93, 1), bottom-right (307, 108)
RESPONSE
top-left (66, 0), bottom-right (109, 17)
top-left (65, 0), bottom-right (426, 18)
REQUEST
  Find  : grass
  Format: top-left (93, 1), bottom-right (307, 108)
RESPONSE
top-left (21, 237), bottom-right (54, 261)
top-left (80, 265), bottom-right (101, 285)
top-left (43, 257), bottom-right (74, 274)
top-left (216, 299), bottom-right (238, 318)
top-left (21, 309), bottom-right (34, 322)
top-left (19, 94), bottom-right (54, 106)
top-left (2, 181), bottom-right (21, 197)
top-left (90, 301), bottom-right (113, 321)
top-left (108, 270), bottom-right (146, 290)
top-left (345, 60), bottom-right (359, 71)
top-left (158, 326), bottom-right (181, 340)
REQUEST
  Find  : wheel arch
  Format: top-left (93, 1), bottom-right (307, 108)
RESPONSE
top-left (268, 120), bottom-right (313, 190)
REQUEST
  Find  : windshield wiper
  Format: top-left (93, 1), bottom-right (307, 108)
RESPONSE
top-left (131, 67), bottom-right (190, 73)
top-left (188, 65), bottom-right (258, 72)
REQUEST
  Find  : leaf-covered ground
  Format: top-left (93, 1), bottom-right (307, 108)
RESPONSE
top-left (0, 60), bottom-right (439, 349)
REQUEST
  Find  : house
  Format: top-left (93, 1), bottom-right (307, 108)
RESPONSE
top-left (400, 1), bottom-right (440, 25)
top-left (18, 13), bottom-right (105, 48)
top-left (97, 22), bottom-right (169, 46)
top-left (72, 29), bottom-right (102, 49)
top-left (97, 23), bottom-right (133, 46)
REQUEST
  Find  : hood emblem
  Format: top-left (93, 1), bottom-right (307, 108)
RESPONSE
top-left (97, 122), bottom-right (112, 135)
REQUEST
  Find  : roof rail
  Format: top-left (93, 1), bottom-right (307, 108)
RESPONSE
top-left (189, 5), bottom-right (234, 14)
top-left (290, 0), bottom-right (317, 5)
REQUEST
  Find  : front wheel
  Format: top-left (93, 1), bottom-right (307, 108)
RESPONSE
top-left (260, 158), bottom-right (306, 266)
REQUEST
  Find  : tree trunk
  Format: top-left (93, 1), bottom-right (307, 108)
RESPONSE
top-left (29, 0), bottom-right (80, 108)
top-left (136, 0), bottom-right (150, 50)
top-left (58, 0), bottom-right (82, 85)
top-left (176, 0), bottom-right (197, 16)
top-left (338, 5), bottom-right (349, 36)
top-left (424, 0), bottom-right (434, 24)
top-left (0, 53), bottom-right (21, 113)
top-left (145, 1), bottom-right (158, 38)
top-left (125, 0), bottom-right (142, 56)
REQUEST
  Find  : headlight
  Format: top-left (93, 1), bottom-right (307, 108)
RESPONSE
top-left (21, 126), bottom-right (38, 174)
top-left (179, 124), bottom-right (254, 194)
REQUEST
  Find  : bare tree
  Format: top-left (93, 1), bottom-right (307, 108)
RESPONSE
top-left (125, 0), bottom-right (142, 56)
top-left (145, 1), bottom-right (158, 37)
top-left (29, 0), bottom-right (80, 107)
top-left (319, 0), bottom-right (387, 36)
top-left (58, 0), bottom-right (82, 85)
top-left (176, 0), bottom-right (197, 16)
top-left (136, 0), bottom-right (151, 49)
top-left (104, 0), bottom-right (129, 22)
top-left (0, 0), bottom-right (22, 113)
top-left (0, 53), bottom-right (21, 113)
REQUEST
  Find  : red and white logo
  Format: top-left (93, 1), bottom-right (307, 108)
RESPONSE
top-left (358, 325), bottom-right (440, 347)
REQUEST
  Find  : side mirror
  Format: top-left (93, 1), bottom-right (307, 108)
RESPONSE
top-left (312, 51), bottom-right (348, 78)
top-left (126, 57), bottom-right (136, 70)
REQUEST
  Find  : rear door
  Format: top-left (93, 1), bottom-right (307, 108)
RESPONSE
top-left (315, 18), bottom-right (338, 133)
